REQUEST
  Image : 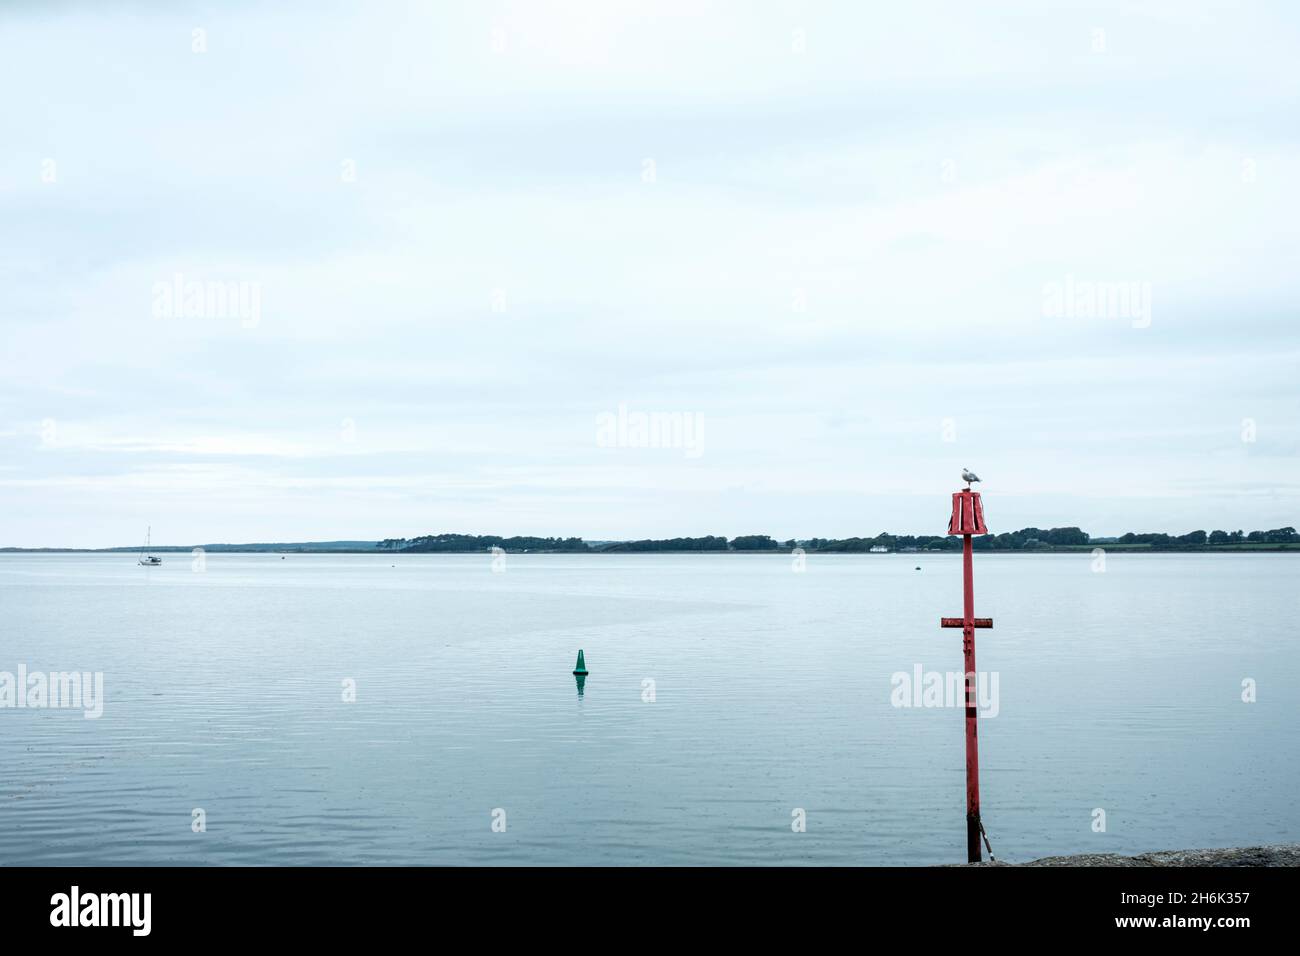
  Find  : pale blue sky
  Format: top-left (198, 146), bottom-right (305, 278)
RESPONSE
top-left (2, 1), bottom-right (1298, 547)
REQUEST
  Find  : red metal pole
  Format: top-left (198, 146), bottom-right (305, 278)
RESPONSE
top-left (962, 532), bottom-right (981, 863)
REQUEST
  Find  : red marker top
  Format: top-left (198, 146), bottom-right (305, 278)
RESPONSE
top-left (947, 490), bottom-right (989, 536)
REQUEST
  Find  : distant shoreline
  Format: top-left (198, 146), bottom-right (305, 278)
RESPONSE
top-left (9, 526), bottom-right (1299, 555)
top-left (3, 545), bottom-right (1299, 555)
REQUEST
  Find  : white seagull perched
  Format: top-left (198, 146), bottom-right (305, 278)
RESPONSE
top-left (962, 468), bottom-right (981, 487)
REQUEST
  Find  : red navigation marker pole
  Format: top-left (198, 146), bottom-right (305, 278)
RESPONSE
top-left (941, 482), bottom-right (992, 863)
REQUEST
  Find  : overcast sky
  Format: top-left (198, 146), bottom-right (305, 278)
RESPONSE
top-left (2, 1), bottom-right (1297, 547)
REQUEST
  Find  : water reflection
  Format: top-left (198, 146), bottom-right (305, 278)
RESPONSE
top-left (3, 552), bottom-right (1296, 865)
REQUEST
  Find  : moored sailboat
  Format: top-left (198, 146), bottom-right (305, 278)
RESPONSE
top-left (138, 526), bottom-right (162, 566)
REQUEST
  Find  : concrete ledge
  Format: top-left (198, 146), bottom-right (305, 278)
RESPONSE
top-left (968, 844), bottom-right (1300, 867)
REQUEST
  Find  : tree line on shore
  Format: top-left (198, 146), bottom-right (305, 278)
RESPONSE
top-left (1112, 528), bottom-right (1299, 546)
top-left (376, 526), bottom-right (1299, 553)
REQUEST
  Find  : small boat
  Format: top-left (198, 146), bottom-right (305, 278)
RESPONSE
top-left (138, 526), bottom-right (162, 566)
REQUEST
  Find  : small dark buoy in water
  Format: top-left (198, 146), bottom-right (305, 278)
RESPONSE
top-left (572, 649), bottom-right (588, 676)
top-left (915, 566), bottom-right (921, 571)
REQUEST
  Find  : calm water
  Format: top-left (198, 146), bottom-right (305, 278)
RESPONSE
top-left (0, 551), bottom-right (1296, 866)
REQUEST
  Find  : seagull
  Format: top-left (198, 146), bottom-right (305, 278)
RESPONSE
top-left (962, 468), bottom-right (981, 487)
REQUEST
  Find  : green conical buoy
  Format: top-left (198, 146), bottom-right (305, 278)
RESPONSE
top-left (572, 649), bottom-right (588, 676)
